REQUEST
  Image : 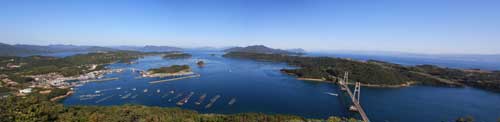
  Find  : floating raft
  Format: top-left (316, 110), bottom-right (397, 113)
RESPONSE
top-left (95, 95), bottom-right (114, 103)
top-left (79, 94), bottom-right (102, 100)
top-left (195, 93), bottom-right (207, 105)
top-left (121, 93), bottom-right (132, 99)
top-left (131, 94), bottom-right (138, 99)
top-left (176, 92), bottom-right (194, 106)
top-left (169, 93), bottom-right (183, 102)
top-left (228, 98), bottom-right (236, 105)
top-left (205, 95), bottom-right (221, 109)
top-left (161, 93), bottom-right (170, 98)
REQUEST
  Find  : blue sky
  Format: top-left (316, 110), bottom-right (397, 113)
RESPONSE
top-left (1, 0), bottom-right (499, 54)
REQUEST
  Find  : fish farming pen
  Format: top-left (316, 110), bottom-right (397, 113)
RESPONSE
top-left (205, 95), bottom-right (221, 109)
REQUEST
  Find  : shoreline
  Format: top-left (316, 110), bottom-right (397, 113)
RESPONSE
top-left (50, 90), bottom-right (74, 102)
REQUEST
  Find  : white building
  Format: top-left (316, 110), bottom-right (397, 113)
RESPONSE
top-left (19, 88), bottom-right (32, 94)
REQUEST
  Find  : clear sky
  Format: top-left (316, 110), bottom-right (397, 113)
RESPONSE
top-left (1, 0), bottom-right (499, 54)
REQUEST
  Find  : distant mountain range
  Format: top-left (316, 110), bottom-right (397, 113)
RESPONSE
top-left (0, 43), bottom-right (116, 56)
top-left (223, 45), bottom-right (305, 55)
top-left (111, 45), bottom-right (183, 52)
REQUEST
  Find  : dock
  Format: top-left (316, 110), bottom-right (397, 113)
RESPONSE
top-left (149, 74), bottom-right (201, 84)
top-left (82, 77), bottom-right (119, 83)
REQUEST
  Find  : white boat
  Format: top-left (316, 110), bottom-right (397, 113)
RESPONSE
top-left (325, 92), bottom-right (338, 96)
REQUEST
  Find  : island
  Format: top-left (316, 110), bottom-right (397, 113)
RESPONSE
top-left (197, 60), bottom-right (205, 67)
top-left (142, 65), bottom-right (193, 78)
top-left (162, 52), bottom-right (192, 59)
top-left (223, 51), bottom-right (500, 92)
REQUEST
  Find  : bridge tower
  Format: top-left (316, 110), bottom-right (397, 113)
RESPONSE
top-left (354, 82), bottom-right (361, 104)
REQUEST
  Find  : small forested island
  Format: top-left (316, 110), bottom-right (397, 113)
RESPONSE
top-left (142, 65), bottom-right (193, 77)
top-left (197, 60), bottom-right (205, 67)
top-left (223, 52), bottom-right (500, 91)
top-left (162, 52), bottom-right (192, 59)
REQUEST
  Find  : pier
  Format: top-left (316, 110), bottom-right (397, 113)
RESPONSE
top-left (82, 77), bottom-right (119, 83)
top-left (149, 74), bottom-right (201, 84)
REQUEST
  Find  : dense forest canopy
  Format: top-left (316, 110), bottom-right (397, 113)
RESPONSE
top-left (148, 65), bottom-right (191, 74)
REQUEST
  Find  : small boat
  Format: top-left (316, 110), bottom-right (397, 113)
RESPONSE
top-left (169, 90), bottom-right (175, 94)
top-left (95, 90), bottom-right (101, 93)
top-left (228, 98), bottom-right (236, 105)
top-left (132, 88), bottom-right (136, 91)
top-left (143, 89), bottom-right (148, 93)
top-left (116, 87), bottom-right (121, 90)
top-left (325, 92), bottom-right (338, 96)
top-left (157, 89), bottom-right (160, 93)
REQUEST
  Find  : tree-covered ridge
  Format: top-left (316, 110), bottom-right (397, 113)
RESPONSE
top-left (223, 52), bottom-right (500, 91)
top-left (0, 51), bottom-right (152, 77)
top-left (0, 95), bottom-right (358, 122)
top-left (162, 52), bottom-right (192, 59)
top-left (148, 65), bottom-right (191, 74)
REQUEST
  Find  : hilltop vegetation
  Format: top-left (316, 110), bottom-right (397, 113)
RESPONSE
top-left (0, 43), bottom-right (116, 56)
top-left (148, 65), bottom-right (191, 74)
top-left (223, 52), bottom-right (500, 91)
top-left (0, 95), bottom-right (357, 122)
top-left (0, 51), bottom-right (152, 77)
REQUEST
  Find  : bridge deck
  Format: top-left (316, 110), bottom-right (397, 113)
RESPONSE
top-left (339, 81), bottom-right (370, 122)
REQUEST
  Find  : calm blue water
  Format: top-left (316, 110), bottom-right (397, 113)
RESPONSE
top-left (63, 51), bottom-right (500, 122)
